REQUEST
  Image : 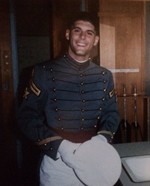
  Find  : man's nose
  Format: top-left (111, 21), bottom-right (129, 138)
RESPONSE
top-left (80, 31), bottom-right (86, 39)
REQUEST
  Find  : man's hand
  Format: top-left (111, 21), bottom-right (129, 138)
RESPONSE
top-left (58, 140), bottom-right (81, 168)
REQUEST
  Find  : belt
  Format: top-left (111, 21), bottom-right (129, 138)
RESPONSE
top-left (54, 128), bottom-right (98, 143)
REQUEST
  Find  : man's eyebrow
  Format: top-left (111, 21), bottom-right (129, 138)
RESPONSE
top-left (71, 26), bottom-right (81, 30)
top-left (71, 26), bottom-right (96, 34)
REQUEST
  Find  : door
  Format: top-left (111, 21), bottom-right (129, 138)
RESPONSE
top-left (0, 0), bottom-right (18, 184)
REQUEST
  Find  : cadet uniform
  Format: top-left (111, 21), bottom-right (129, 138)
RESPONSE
top-left (18, 53), bottom-right (120, 159)
top-left (18, 54), bottom-right (120, 185)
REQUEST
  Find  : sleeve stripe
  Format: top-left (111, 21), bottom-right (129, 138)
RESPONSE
top-left (35, 136), bottom-right (62, 145)
top-left (30, 80), bottom-right (41, 96)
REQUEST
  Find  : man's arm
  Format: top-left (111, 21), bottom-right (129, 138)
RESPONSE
top-left (97, 71), bottom-right (120, 143)
top-left (17, 65), bottom-right (63, 160)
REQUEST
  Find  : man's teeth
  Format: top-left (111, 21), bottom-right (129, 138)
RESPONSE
top-left (77, 43), bottom-right (86, 46)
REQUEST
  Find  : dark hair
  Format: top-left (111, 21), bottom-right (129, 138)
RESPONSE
top-left (67, 12), bottom-right (99, 34)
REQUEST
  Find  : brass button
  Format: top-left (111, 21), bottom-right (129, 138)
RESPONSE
top-left (102, 71), bottom-right (105, 75)
top-left (97, 116), bottom-right (100, 120)
top-left (55, 108), bottom-right (58, 112)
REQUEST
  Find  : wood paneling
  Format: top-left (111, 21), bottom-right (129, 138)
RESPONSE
top-left (51, 0), bottom-right (81, 58)
top-left (99, 0), bottom-right (146, 141)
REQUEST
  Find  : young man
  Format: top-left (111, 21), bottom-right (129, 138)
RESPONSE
top-left (18, 13), bottom-right (120, 186)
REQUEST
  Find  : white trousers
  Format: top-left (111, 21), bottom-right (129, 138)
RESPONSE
top-left (40, 155), bottom-right (86, 186)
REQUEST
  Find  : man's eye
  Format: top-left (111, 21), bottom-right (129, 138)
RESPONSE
top-left (73, 28), bottom-right (80, 32)
top-left (87, 32), bottom-right (94, 36)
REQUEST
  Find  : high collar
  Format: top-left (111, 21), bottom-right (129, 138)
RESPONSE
top-left (63, 53), bottom-right (91, 70)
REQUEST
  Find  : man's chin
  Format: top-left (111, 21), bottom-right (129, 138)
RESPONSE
top-left (75, 51), bottom-right (87, 56)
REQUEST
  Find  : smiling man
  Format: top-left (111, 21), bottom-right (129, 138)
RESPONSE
top-left (66, 18), bottom-right (99, 61)
top-left (18, 13), bottom-right (120, 186)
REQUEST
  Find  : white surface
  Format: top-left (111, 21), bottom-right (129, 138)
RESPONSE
top-left (122, 155), bottom-right (150, 183)
top-left (109, 68), bottom-right (139, 73)
top-left (73, 139), bottom-right (122, 186)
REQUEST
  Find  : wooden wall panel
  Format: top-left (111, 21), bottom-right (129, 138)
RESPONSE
top-left (99, 0), bottom-right (146, 142)
top-left (51, 0), bottom-right (81, 58)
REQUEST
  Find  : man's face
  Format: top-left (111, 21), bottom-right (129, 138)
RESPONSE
top-left (66, 20), bottom-right (99, 62)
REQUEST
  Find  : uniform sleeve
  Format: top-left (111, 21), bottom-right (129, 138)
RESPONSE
top-left (97, 71), bottom-right (120, 143)
top-left (17, 65), bottom-right (63, 160)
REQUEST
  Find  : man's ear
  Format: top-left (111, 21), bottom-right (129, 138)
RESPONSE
top-left (93, 36), bottom-right (99, 46)
top-left (65, 29), bottom-right (70, 40)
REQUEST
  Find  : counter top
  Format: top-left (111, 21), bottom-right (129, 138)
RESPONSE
top-left (114, 142), bottom-right (150, 186)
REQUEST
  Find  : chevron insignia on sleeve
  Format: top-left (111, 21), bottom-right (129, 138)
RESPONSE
top-left (29, 80), bottom-right (41, 96)
top-left (109, 89), bottom-right (115, 98)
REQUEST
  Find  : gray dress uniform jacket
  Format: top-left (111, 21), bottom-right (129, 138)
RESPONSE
top-left (18, 54), bottom-right (120, 160)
